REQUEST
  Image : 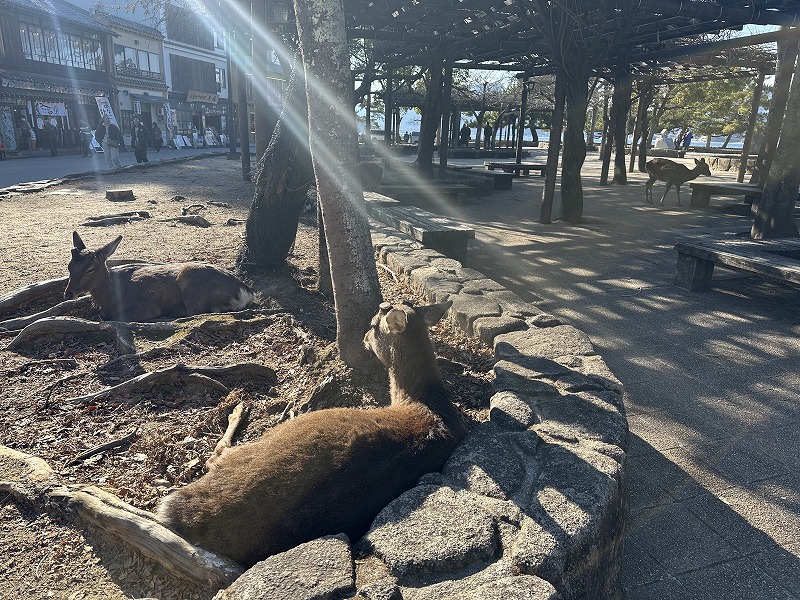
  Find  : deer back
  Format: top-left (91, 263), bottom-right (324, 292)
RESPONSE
top-left (157, 301), bottom-right (465, 568)
top-left (65, 232), bottom-right (253, 321)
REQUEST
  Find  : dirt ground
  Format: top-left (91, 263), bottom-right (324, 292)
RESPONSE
top-left (0, 157), bottom-right (493, 600)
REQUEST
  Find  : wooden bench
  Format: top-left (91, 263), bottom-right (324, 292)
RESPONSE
top-left (688, 181), bottom-right (764, 209)
top-left (448, 167), bottom-right (514, 190)
top-left (675, 237), bottom-right (800, 291)
top-left (484, 162), bottom-right (547, 177)
top-left (364, 193), bottom-right (475, 263)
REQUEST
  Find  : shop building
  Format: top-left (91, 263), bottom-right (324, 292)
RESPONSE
top-left (92, 8), bottom-right (167, 147)
top-left (0, 0), bottom-right (114, 153)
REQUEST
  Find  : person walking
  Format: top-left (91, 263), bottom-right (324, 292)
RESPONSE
top-left (459, 123), bottom-right (471, 147)
top-left (95, 115), bottom-right (123, 169)
top-left (682, 129), bottom-right (693, 152)
top-left (483, 122), bottom-right (493, 149)
top-left (130, 116), bottom-right (150, 164)
top-left (79, 119), bottom-right (92, 157)
top-left (44, 120), bottom-right (58, 157)
top-left (151, 122), bottom-right (162, 152)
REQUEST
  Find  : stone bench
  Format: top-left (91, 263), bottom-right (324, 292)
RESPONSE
top-left (675, 238), bottom-right (800, 291)
top-left (448, 166), bottom-right (514, 190)
top-left (378, 183), bottom-right (475, 207)
top-left (484, 162), bottom-right (547, 176)
top-left (364, 193), bottom-right (475, 262)
top-left (688, 181), bottom-right (765, 209)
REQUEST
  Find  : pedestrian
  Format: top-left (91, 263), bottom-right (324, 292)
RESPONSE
top-left (151, 122), bottom-right (162, 152)
top-left (95, 115), bottom-right (123, 169)
top-left (79, 119), bottom-right (92, 157)
top-left (29, 125), bottom-right (37, 150)
top-left (130, 116), bottom-right (149, 164)
top-left (0, 141), bottom-right (5, 161)
top-left (44, 120), bottom-right (58, 157)
top-left (483, 123), bottom-right (493, 149)
top-left (682, 129), bottom-right (693, 152)
top-left (459, 123), bottom-right (470, 147)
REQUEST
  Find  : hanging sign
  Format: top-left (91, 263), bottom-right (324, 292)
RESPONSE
top-left (95, 97), bottom-right (119, 127)
top-left (133, 100), bottom-right (142, 115)
top-left (35, 101), bottom-right (67, 117)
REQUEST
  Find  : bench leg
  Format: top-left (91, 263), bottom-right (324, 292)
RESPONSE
top-left (689, 188), bottom-right (711, 209)
top-left (675, 252), bottom-right (714, 291)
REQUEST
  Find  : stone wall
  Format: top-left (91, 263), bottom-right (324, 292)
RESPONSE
top-left (217, 223), bottom-right (629, 600)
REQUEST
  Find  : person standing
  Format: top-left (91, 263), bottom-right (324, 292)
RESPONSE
top-left (44, 120), bottom-right (58, 157)
top-left (459, 123), bottom-right (471, 147)
top-left (79, 119), bottom-right (92, 157)
top-left (151, 122), bottom-right (162, 152)
top-left (683, 129), bottom-right (693, 152)
top-left (483, 122), bottom-right (493, 149)
top-left (130, 116), bottom-right (149, 163)
top-left (95, 115), bottom-right (123, 169)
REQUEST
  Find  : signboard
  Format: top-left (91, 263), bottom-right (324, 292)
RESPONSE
top-left (133, 100), bottom-right (142, 115)
top-left (94, 97), bottom-right (119, 127)
top-left (163, 102), bottom-right (173, 131)
top-left (35, 101), bottom-right (67, 117)
top-left (186, 90), bottom-right (219, 104)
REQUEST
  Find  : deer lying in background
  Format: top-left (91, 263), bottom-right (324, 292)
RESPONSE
top-left (645, 157), bottom-right (711, 206)
top-left (156, 300), bottom-right (466, 568)
top-left (64, 231), bottom-right (254, 322)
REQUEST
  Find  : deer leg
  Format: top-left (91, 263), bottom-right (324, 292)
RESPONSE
top-left (645, 177), bottom-right (656, 203)
top-left (675, 185), bottom-right (682, 206)
top-left (659, 181), bottom-right (672, 204)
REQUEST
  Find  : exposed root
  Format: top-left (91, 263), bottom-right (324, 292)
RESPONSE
top-left (0, 297), bottom-right (93, 331)
top-left (66, 429), bottom-right (140, 467)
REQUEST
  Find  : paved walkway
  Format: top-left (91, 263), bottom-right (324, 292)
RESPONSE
top-left (434, 150), bottom-right (800, 599)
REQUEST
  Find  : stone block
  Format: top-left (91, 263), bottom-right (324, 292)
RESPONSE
top-left (495, 326), bottom-right (595, 361)
top-left (534, 392), bottom-right (627, 447)
top-left (450, 294), bottom-right (502, 335)
top-left (472, 315), bottom-right (528, 345)
top-left (489, 390), bottom-right (537, 430)
top-left (362, 485), bottom-right (499, 581)
top-left (485, 289), bottom-right (542, 318)
top-left (216, 534), bottom-right (354, 600)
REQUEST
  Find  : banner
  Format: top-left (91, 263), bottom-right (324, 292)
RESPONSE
top-left (163, 102), bottom-right (173, 131)
top-left (186, 90), bottom-right (219, 104)
top-left (94, 96), bottom-right (119, 127)
top-left (35, 101), bottom-right (67, 117)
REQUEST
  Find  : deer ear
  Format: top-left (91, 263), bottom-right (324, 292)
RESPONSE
top-left (420, 300), bottom-right (452, 327)
top-left (97, 236), bottom-right (123, 261)
top-left (72, 231), bottom-right (86, 251)
top-left (383, 308), bottom-right (408, 333)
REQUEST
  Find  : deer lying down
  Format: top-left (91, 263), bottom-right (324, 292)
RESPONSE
top-left (156, 300), bottom-right (467, 568)
top-left (64, 232), bottom-right (254, 322)
top-left (645, 157), bottom-right (711, 206)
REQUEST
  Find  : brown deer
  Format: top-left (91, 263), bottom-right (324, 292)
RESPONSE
top-left (645, 157), bottom-right (711, 206)
top-left (64, 231), bottom-right (254, 322)
top-left (156, 300), bottom-right (466, 568)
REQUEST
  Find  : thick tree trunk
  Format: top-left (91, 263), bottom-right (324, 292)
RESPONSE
top-left (252, 0), bottom-right (280, 161)
top-left (415, 51), bottom-right (444, 178)
top-left (293, 0), bottom-right (382, 367)
top-left (751, 52), bottom-right (800, 240)
top-left (239, 62), bottom-right (313, 271)
top-left (540, 75), bottom-right (565, 224)
top-left (561, 70), bottom-right (589, 224)
top-left (751, 36), bottom-right (799, 185)
top-left (636, 83), bottom-right (654, 172)
top-left (612, 73), bottom-right (632, 184)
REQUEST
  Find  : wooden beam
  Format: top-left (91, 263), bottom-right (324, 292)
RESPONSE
top-left (637, 0), bottom-right (800, 27)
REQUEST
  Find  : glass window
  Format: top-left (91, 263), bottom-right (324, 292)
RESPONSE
top-left (114, 44), bottom-right (125, 65)
top-left (148, 52), bottom-right (160, 73)
top-left (20, 25), bottom-right (32, 59)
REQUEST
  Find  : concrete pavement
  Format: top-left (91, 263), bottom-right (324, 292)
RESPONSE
top-left (435, 150), bottom-right (800, 599)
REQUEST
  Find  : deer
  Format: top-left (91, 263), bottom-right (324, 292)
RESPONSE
top-left (156, 300), bottom-right (467, 568)
top-left (645, 157), bottom-right (711, 206)
top-left (64, 231), bottom-right (254, 322)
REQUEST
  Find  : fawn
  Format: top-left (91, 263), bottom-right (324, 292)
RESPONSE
top-left (64, 231), bottom-right (254, 321)
top-left (156, 300), bottom-right (467, 568)
top-left (645, 157), bottom-right (711, 206)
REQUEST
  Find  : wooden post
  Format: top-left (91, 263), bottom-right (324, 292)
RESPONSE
top-left (384, 69), bottom-right (393, 146)
top-left (515, 79), bottom-right (530, 164)
top-left (738, 70), bottom-right (765, 182)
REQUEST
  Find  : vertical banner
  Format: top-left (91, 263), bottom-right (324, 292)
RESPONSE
top-left (163, 102), bottom-right (173, 131)
top-left (95, 96), bottom-right (119, 127)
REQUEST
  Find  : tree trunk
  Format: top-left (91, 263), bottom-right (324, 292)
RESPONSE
top-left (252, 0), bottom-right (280, 161)
top-left (738, 71), bottom-right (765, 182)
top-left (239, 61), bottom-right (313, 272)
top-left (561, 70), bottom-right (589, 224)
top-left (415, 51), bottom-right (444, 178)
top-left (612, 72), bottom-right (632, 184)
top-left (293, 0), bottom-right (381, 368)
top-left (751, 35), bottom-right (799, 185)
top-left (540, 74), bottom-right (565, 224)
top-left (750, 52), bottom-right (800, 240)
top-left (636, 83), bottom-right (654, 172)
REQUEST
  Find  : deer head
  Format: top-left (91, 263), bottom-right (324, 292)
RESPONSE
top-left (64, 231), bottom-right (122, 300)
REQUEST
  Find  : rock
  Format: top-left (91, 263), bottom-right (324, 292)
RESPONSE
top-left (215, 534), bottom-right (354, 600)
top-left (472, 315), bottom-right (528, 345)
top-left (489, 391), bottom-right (537, 430)
top-left (534, 392), bottom-right (627, 447)
top-left (449, 295), bottom-right (502, 335)
top-left (495, 326), bottom-right (594, 361)
top-left (442, 422), bottom-right (527, 500)
top-left (361, 486), bottom-right (498, 581)
top-left (492, 360), bottom-right (560, 398)
top-left (355, 578), bottom-right (402, 600)
top-left (485, 290), bottom-right (542, 319)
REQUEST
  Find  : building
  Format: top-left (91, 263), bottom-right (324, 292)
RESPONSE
top-left (92, 8), bottom-right (167, 146)
top-left (0, 0), bottom-right (114, 153)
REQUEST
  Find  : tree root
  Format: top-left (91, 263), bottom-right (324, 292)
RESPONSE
top-left (1, 445), bottom-right (244, 588)
top-left (81, 214), bottom-right (150, 227)
top-left (63, 363), bottom-right (275, 406)
top-left (66, 428), bottom-right (139, 467)
top-left (0, 297), bottom-right (93, 332)
top-left (206, 395), bottom-right (249, 470)
top-left (0, 277), bottom-right (68, 316)
top-left (159, 215), bottom-right (211, 227)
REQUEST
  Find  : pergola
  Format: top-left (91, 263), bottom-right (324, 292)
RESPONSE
top-left (340, 1), bottom-right (800, 182)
